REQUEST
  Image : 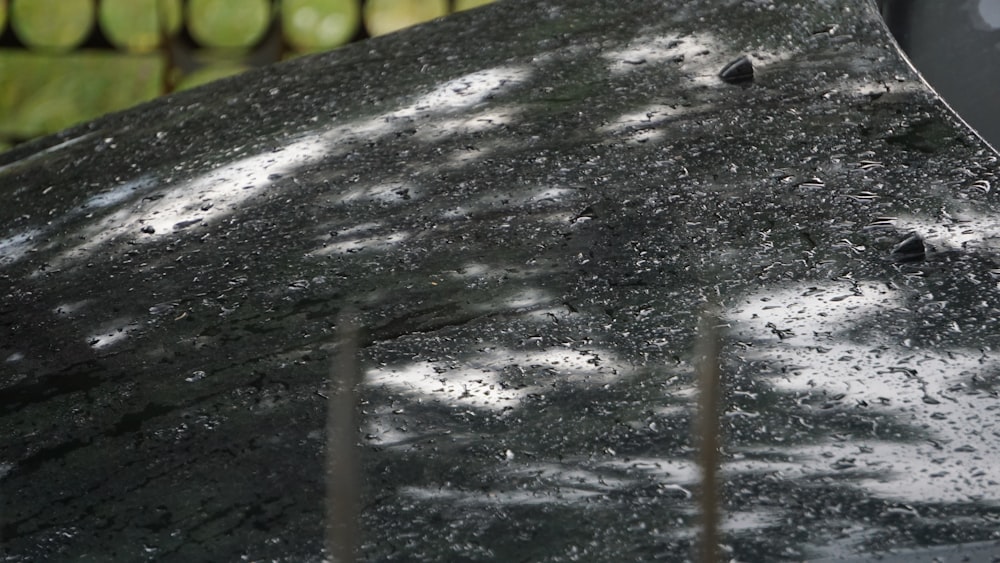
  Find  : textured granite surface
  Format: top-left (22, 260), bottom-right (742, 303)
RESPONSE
top-left (3, 0), bottom-right (1000, 560)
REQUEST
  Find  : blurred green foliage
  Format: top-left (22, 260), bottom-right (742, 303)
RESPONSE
top-left (0, 0), bottom-right (497, 150)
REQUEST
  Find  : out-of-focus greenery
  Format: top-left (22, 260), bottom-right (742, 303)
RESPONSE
top-left (0, 51), bottom-right (163, 139)
top-left (363, 0), bottom-right (449, 37)
top-left (0, 0), bottom-right (498, 150)
top-left (283, 0), bottom-right (362, 53)
top-left (11, 0), bottom-right (94, 51)
top-left (175, 60), bottom-right (248, 91)
top-left (99, 0), bottom-right (182, 53)
top-left (454, 0), bottom-right (494, 11)
top-left (187, 0), bottom-right (272, 48)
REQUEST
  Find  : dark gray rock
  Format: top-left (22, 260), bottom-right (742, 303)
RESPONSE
top-left (2, 0), bottom-right (1000, 561)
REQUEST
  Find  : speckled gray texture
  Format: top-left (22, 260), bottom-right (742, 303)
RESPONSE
top-left (3, 1), bottom-right (1000, 560)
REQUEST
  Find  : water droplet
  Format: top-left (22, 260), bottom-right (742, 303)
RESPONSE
top-left (185, 370), bottom-right (207, 382)
top-left (864, 216), bottom-right (897, 230)
top-left (847, 191), bottom-right (879, 202)
top-left (149, 303), bottom-right (176, 315)
top-left (796, 177), bottom-right (826, 190)
top-left (970, 179), bottom-right (991, 193)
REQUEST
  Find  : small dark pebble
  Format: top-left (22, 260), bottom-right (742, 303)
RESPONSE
top-left (719, 55), bottom-right (754, 85)
top-left (890, 233), bottom-right (926, 263)
top-left (141, 225), bottom-right (156, 234)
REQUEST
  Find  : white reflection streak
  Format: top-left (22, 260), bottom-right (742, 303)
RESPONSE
top-left (366, 346), bottom-right (618, 412)
top-left (319, 66), bottom-right (530, 150)
top-left (27, 64), bottom-right (532, 272)
top-left (0, 229), bottom-right (41, 264)
top-left (81, 174), bottom-right (157, 210)
top-left (729, 281), bottom-right (1000, 503)
top-left (602, 33), bottom-right (708, 74)
top-left (312, 229), bottom-right (411, 257)
top-left (396, 67), bottom-right (530, 118)
top-left (602, 31), bottom-right (797, 89)
top-left (888, 209), bottom-right (1000, 253)
top-left (86, 317), bottom-right (140, 349)
top-left (400, 484), bottom-right (601, 505)
top-left (0, 132), bottom-right (94, 175)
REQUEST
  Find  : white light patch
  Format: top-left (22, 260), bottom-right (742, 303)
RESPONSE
top-left (40, 141), bottom-right (328, 272)
top-left (366, 345), bottom-right (622, 412)
top-left (603, 34), bottom-right (700, 74)
top-left (311, 229), bottom-right (411, 256)
top-left (475, 288), bottom-right (550, 311)
top-left (0, 228), bottom-right (41, 265)
top-left (86, 318), bottom-right (140, 349)
top-left (412, 106), bottom-right (522, 144)
top-left (81, 174), bottom-right (157, 210)
top-left (527, 186), bottom-right (575, 203)
top-left (838, 75), bottom-right (928, 100)
top-left (447, 262), bottom-right (491, 279)
top-left (14, 63), bottom-right (533, 273)
top-left (600, 31), bottom-right (795, 91)
top-left (599, 457), bottom-right (700, 486)
top-left (598, 103), bottom-right (711, 140)
top-left (437, 133), bottom-right (527, 170)
top-left (331, 180), bottom-right (420, 205)
top-left (394, 66), bottom-right (531, 118)
top-left (729, 281), bottom-right (1000, 503)
top-left (887, 208), bottom-right (1000, 253)
top-left (366, 360), bottom-right (526, 411)
top-left (53, 300), bottom-right (93, 316)
top-left (400, 483), bottom-right (602, 505)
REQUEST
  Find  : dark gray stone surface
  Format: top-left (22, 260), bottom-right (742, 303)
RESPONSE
top-left (3, 0), bottom-right (1000, 560)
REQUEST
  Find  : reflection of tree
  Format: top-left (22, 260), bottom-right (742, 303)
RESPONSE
top-left (4, 0), bottom-right (1000, 560)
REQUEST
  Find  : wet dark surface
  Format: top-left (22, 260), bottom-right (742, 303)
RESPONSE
top-left (881, 0), bottom-right (1000, 150)
top-left (2, 0), bottom-right (1000, 561)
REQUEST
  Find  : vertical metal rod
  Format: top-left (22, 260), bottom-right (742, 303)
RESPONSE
top-left (695, 306), bottom-right (722, 563)
top-left (326, 310), bottom-right (361, 563)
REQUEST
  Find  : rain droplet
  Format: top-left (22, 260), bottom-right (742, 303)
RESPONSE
top-left (847, 191), bottom-right (879, 202)
top-left (864, 216), bottom-right (897, 230)
top-left (796, 177), bottom-right (826, 190)
top-left (970, 179), bottom-right (991, 193)
top-left (185, 370), bottom-right (207, 382)
top-left (149, 303), bottom-right (176, 315)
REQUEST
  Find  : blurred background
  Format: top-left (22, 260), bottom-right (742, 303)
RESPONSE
top-left (0, 0), bottom-right (497, 152)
